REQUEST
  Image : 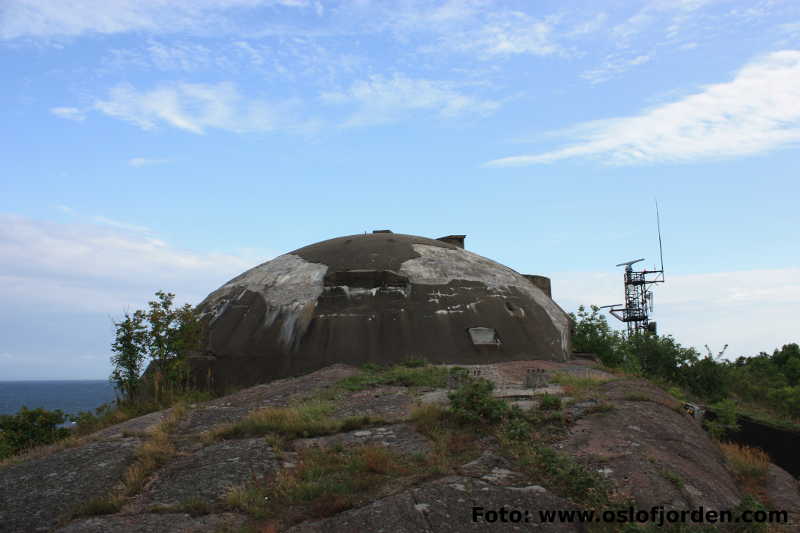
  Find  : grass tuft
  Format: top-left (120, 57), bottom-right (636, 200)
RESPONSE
top-left (337, 364), bottom-right (450, 391)
top-left (720, 442), bottom-right (770, 498)
top-left (207, 401), bottom-right (376, 442)
top-left (226, 445), bottom-right (415, 522)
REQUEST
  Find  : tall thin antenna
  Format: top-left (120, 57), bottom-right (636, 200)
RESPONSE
top-left (655, 198), bottom-right (664, 281)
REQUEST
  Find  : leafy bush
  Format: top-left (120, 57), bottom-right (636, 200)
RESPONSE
top-left (538, 393), bottom-right (562, 411)
top-left (0, 407), bottom-right (71, 459)
top-left (447, 378), bottom-right (509, 425)
top-left (569, 305), bottom-right (627, 368)
top-left (705, 398), bottom-right (740, 440)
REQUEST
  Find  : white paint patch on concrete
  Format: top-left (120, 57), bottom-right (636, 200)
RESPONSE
top-left (400, 244), bottom-right (571, 357)
top-left (201, 254), bottom-right (327, 348)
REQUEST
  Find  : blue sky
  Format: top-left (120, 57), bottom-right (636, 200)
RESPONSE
top-left (1, 0), bottom-right (799, 379)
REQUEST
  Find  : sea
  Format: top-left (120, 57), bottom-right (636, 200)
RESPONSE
top-left (0, 380), bottom-right (118, 418)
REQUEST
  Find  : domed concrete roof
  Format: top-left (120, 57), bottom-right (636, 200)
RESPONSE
top-left (192, 232), bottom-right (571, 389)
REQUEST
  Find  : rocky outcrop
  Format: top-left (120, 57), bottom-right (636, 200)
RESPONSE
top-left (1, 361), bottom-right (793, 532)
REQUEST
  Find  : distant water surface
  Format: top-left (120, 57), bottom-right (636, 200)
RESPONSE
top-left (0, 380), bottom-right (117, 417)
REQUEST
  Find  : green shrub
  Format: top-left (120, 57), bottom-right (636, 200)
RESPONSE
top-left (569, 305), bottom-right (627, 367)
top-left (704, 398), bottom-right (740, 440)
top-left (538, 393), bottom-right (562, 411)
top-left (337, 364), bottom-right (450, 391)
top-left (447, 378), bottom-right (509, 425)
top-left (0, 407), bottom-right (71, 459)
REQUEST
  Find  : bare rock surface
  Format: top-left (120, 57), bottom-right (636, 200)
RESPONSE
top-left (203, 363), bottom-right (359, 409)
top-left (92, 409), bottom-right (177, 440)
top-left (0, 437), bottom-right (140, 532)
top-left (333, 386), bottom-right (415, 422)
top-left (293, 423), bottom-right (432, 455)
top-left (137, 437), bottom-right (279, 507)
top-left (558, 379), bottom-right (741, 512)
top-left (765, 464), bottom-right (800, 524)
top-left (54, 512), bottom-right (247, 533)
top-left (285, 475), bottom-right (581, 532)
top-left (5, 360), bottom-right (795, 532)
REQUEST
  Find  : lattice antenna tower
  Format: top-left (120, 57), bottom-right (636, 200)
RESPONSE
top-left (602, 201), bottom-right (666, 336)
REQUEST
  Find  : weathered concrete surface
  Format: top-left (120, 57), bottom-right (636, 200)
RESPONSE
top-left (558, 378), bottom-right (742, 512)
top-left (192, 233), bottom-right (572, 391)
top-left (54, 512), bottom-right (247, 533)
top-left (293, 424), bottom-right (432, 455)
top-left (137, 438), bottom-right (279, 507)
top-left (285, 475), bottom-right (581, 532)
top-left (0, 437), bottom-right (140, 532)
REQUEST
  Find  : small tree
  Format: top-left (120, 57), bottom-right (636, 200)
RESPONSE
top-left (110, 310), bottom-right (148, 402)
top-left (110, 291), bottom-right (202, 404)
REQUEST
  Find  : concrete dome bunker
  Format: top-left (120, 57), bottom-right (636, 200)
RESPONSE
top-left (191, 232), bottom-right (572, 390)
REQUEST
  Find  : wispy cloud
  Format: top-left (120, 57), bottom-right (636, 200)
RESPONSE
top-left (91, 216), bottom-right (151, 233)
top-left (0, 0), bottom-right (317, 40)
top-left (93, 81), bottom-right (314, 134)
top-left (581, 53), bottom-right (652, 84)
top-left (50, 106), bottom-right (85, 121)
top-left (322, 74), bottom-right (501, 127)
top-left (487, 50), bottom-right (800, 167)
top-left (128, 157), bottom-right (169, 168)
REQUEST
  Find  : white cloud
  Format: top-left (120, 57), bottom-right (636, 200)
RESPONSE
top-left (581, 53), bottom-right (652, 84)
top-left (487, 50), bottom-right (800, 167)
top-left (0, 214), bottom-right (263, 313)
top-left (0, 0), bottom-right (316, 39)
top-left (93, 81), bottom-right (312, 134)
top-left (128, 157), bottom-right (169, 168)
top-left (322, 74), bottom-right (501, 126)
top-left (90, 216), bottom-right (151, 233)
top-left (50, 106), bottom-right (85, 121)
top-left (441, 11), bottom-right (564, 59)
top-left (553, 267), bottom-right (800, 359)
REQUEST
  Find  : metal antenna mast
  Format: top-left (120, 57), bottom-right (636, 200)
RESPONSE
top-left (604, 201), bottom-right (666, 336)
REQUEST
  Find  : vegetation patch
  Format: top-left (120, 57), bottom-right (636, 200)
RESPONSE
top-left (551, 372), bottom-right (612, 400)
top-left (0, 407), bottom-right (71, 460)
top-left (66, 404), bottom-right (186, 519)
top-left (659, 468), bottom-right (685, 490)
top-left (69, 495), bottom-right (124, 518)
top-left (623, 393), bottom-right (652, 402)
top-left (225, 444), bottom-right (420, 523)
top-left (207, 401), bottom-right (376, 441)
top-left (585, 402), bottom-right (615, 415)
top-left (538, 393), bottom-right (562, 411)
top-left (720, 442), bottom-right (770, 499)
top-left (507, 442), bottom-right (611, 508)
top-left (336, 362), bottom-right (451, 391)
top-left (410, 403), bottom-right (481, 474)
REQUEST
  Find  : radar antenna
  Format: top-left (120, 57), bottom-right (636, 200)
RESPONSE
top-left (603, 201), bottom-right (666, 336)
